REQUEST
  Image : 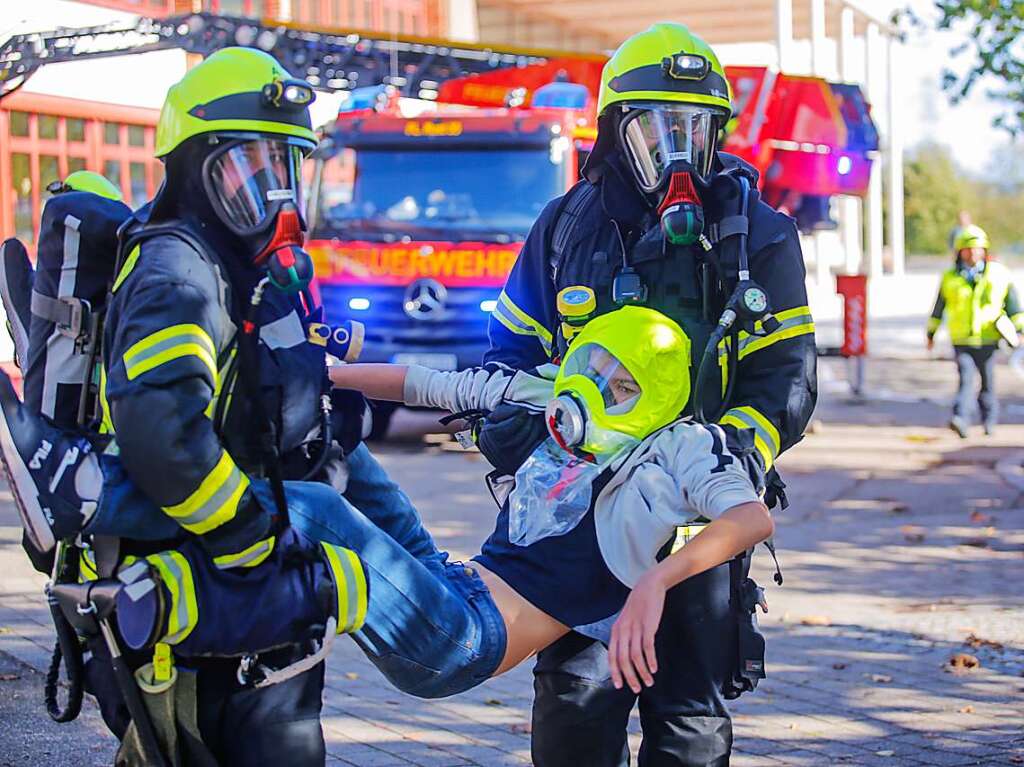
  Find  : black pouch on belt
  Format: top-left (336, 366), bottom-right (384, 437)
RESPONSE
top-left (722, 550), bottom-right (767, 700)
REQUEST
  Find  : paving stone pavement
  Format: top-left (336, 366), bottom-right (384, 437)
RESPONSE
top-left (1, 355), bottom-right (1022, 766)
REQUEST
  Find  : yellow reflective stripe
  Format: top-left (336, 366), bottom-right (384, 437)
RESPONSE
top-left (344, 548), bottom-right (368, 632)
top-left (321, 543), bottom-right (368, 634)
top-left (213, 536), bottom-right (276, 570)
top-left (718, 306), bottom-right (815, 363)
top-left (98, 366), bottom-right (114, 434)
top-left (495, 291), bottom-right (553, 351)
top-left (146, 550), bottom-right (198, 645)
top-left (112, 245), bottom-right (140, 293)
top-left (163, 451), bottom-right (249, 534)
top-left (79, 548), bottom-right (98, 582)
top-left (720, 405), bottom-right (781, 469)
top-left (124, 324), bottom-right (217, 382)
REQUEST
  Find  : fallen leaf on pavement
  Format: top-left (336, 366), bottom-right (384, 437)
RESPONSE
top-left (801, 615), bottom-right (831, 626)
top-left (875, 750), bottom-right (895, 757)
top-left (1007, 756), bottom-right (1023, 764)
top-left (948, 653), bottom-right (980, 673)
top-left (965, 633), bottom-right (1004, 650)
top-left (485, 698), bottom-right (503, 706)
top-left (0, 674), bottom-right (19, 681)
top-left (904, 434), bottom-right (938, 444)
top-left (867, 673), bottom-right (893, 683)
top-left (900, 525), bottom-right (926, 543)
top-left (832, 663), bottom-right (848, 670)
top-left (344, 672), bottom-right (359, 680)
top-left (788, 723), bottom-right (799, 730)
top-left (510, 722), bottom-right (532, 735)
top-left (957, 705), bottom-right (974, 713)
top-left (961, 538), bottom-right (990, 548)
top-left (969, 510), bottom-right (992, 524)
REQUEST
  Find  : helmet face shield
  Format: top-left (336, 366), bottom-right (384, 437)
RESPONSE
top-left (619, 103), bottom-right (720, 191)
top-left (205, 139), bottom-right (306, 235)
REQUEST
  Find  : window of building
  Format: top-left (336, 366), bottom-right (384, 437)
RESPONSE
top-left (129, 162), bottom-right (147, 205)
top-left (68, 157), bottom-right (88, 175)
top-left (128, 124), bottom-right (146, 147)
top-left (104, 160), bottom-right (122, 191)
top-left (39, 155), bottom-right (61, 192)
top-left (67, 118), bottom-right (86, 143)
top-left (9, 111), bottom-right (29, 137)
top-left (104, 123), bottom-right (121, 145)
top-left (39, 115), bottom-right (59, 140)
top-left (11, 153), bottom-right (33, 244)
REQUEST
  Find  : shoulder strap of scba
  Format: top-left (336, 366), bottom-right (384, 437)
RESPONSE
top-left (548, 180), bottom-right (599, 282)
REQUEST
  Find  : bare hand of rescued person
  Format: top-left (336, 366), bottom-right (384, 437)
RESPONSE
top-left (609, 568), bottom-right (668, 693)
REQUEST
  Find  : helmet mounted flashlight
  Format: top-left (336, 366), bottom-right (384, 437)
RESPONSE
top-left (662, 53), bottom-right (710, 81)
top-left (261, 78), bottom-right (315, 111)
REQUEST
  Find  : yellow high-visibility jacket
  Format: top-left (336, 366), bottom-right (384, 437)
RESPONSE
top-left (928, 261), bottom-right (1024, 346)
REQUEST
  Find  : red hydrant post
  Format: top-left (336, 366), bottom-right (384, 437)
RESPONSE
top-left (835, 274), bottom-right (868, 395)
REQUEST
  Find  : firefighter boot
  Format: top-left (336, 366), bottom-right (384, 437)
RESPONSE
top-left (0, 368), bottom-right (100, 555)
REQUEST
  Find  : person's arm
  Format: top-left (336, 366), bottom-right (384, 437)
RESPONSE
top-left (608, 500), bottom-right (772, 693)
top-left (483, 197), bottom-right (561, 369)
top-left (927, 282), bottom-right (946, 349)
top-left (330, 362), bottom-right (528, 414)
top-left (608, 422), bottom-right (769, 692)
top-left (1004, 282), bottom-right (1024, 333)
top-left (104, 275), bottom-right (271, 565)
top-left (717, 218), bottom-right (816, 473)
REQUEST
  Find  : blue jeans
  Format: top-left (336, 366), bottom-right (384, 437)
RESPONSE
top-left (953, 345), bottom-right (998, 426)
top-left (89, 444), bottom-right (507, 699)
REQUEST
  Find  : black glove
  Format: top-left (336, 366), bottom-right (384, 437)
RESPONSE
top-left (475, 403), bottom-right (548, 477)
top-left (723, 426), bottom-right (767, 497)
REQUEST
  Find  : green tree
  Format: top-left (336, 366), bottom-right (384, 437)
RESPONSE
top-left (912, 0), bottom-right (1024, 135)
top-left (903, 143), bottom-right (965, 254)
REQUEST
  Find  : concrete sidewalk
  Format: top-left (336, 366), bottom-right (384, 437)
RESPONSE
top-left (1, 355), bottom-right (1023, 766)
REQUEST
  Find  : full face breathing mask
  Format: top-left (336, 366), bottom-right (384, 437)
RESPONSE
top-left (546, 305), bottom-right (693, 456)
top-left (202, 136), bottom-right (315, 293)
top-left (618, 102), bottom-right (724, 246)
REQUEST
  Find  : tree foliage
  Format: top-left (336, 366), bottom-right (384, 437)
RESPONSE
top-left (915, 0), bottom-right (1024, 135)
top-left (903, 142), bottom-right (1024, 255)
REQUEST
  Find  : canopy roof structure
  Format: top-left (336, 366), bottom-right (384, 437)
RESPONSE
top-left (474, 0), bottom-right (905, 277)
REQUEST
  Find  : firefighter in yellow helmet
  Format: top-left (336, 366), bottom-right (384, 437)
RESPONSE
top-left (477, 22), bottom-right (817, 767)
top-left (927, 225), bottom-right (1023, 437)
top-left (0, 47), bottom-right (382, 766)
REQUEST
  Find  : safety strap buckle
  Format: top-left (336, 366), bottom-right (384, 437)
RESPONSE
top-left (31, 292), bottom-right (90, 341)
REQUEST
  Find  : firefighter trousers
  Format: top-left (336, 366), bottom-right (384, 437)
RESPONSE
top-left (531, 561), bottom-right (737, 767)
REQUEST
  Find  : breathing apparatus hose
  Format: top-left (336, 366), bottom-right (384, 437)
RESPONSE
top-left (300, 394), bottom-right (333, 481)
top-left (239, 278), bottom-right (290, 525)
top-left (693, 175), bottom-right (752, 425)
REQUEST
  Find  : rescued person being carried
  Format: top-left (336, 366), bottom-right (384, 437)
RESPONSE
top-left (2, 302), bottom-right (771, 700)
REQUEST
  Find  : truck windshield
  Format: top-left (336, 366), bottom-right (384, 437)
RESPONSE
top-left (316, 147), bottom-right (564, 240)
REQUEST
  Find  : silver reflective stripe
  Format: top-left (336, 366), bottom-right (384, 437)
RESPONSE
top-left (493, 301), bottom-right (552, 354)
top-left (118, 560), bottom-right (151, 585)
top-left (41, 214), bottom-right (86, 419)
top-left (153, 552), bottom-right (190, 644)
top-left (260, 311), bottom-right (306, 350)
top-left (723, 409), bottom-right (776, 457)
top-left (735, 313), bottom-right (815, 357)
top-left (214, 537), bottom-right (273, 570)
top-left (123, 332), bottom-right (214, 377)
top-left (171, 463), bottom-right (245, 528)
top-left (341, 555), bottom-right (359, 631)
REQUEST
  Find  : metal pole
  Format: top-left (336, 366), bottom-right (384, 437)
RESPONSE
top-left (838, 6), bottom-right (862, 274)
top-left (810, 0), bottom-right (827, 76)
top-left (864, 22), bottom-right (884, 275)
top-left (775, 0), bottom-right (793, 72)
top-left (886, 36), bottom-right (906, 276)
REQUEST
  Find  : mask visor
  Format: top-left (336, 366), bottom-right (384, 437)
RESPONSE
top-left (620, 104), bottom-right (719, 192)
top-left (207, 139), bottom-right (305, 234)
top-left (560, 343), bottom-right (641, 414)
